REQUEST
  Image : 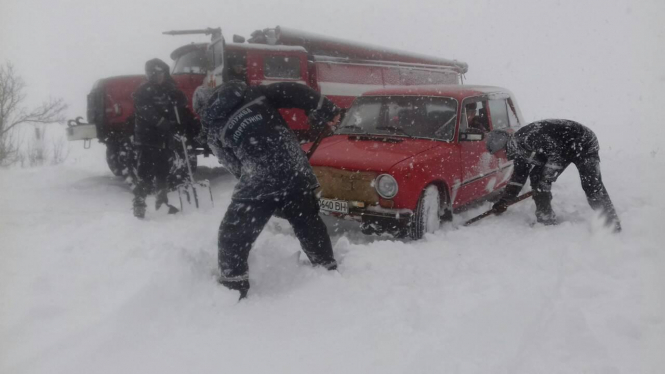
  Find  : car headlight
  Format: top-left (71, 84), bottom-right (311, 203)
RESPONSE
top-left (375, 174), bottom-right (398, 199)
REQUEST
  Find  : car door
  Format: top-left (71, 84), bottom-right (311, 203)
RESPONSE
top-left (455, 97), bottom-right (493, 207)
top-left (487, 95), bottom-right (522, 190)
top-left (205, 37), bottom-right (225, 88)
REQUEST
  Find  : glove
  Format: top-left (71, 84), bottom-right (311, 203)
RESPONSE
top-left (492, 199), bottom-right (509, 214)
top-left (193, 132), bottom-right (207, 147)
top-left (307, 111), bottom-right (328, 133)
top-left (173, 133), bottom-right (185, 143)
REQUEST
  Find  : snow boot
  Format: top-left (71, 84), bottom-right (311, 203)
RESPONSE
top-left (533, 190), bottom-right (557, 225)
top-left (133, 197), bottom-right (147, 219)
top-left (610, 220), bottom-right (622, 233)
top-left (588, 194), bottom-right (621, 233)
top-left (155, 190), bottom-right (168, 211)
top-left (535, 210), bottom-right (558, 226)
top-left (218, 277), bottom-right (250, 301)
top-left (600, 211), bottom-right (621, 233)
top-left (156, 190), bottom-right (180, 215)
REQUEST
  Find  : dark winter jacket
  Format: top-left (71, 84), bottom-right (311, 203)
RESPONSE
top-left (504, 119), bottom-right (600, 197)
top-left (201, 82), bottom-right (340, 200)
top-left (133, 78), bottom-right (190, 149)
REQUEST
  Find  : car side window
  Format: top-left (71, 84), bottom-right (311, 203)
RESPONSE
top-left (488, 99), bottom-right (510, 130)
top-left (427, 101), bottom-right (457, 141)
top-left (264, 56), bottom-right (301, 79)
top-left (460, 100), bottom-right (489, 135)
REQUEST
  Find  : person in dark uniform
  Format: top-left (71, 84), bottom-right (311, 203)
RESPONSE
top-left (226, 54), bottom-right (247, 83)
top-left (201, 81), bottom-right (341, 299)
top-left (191, 54), bottom-right (246, 147)
top-left (131, 58), bottom-right (191, 218)
top-left (486, 119), bottom-right (621, 232)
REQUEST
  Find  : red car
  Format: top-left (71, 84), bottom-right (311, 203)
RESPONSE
top-left (307, 85), bottom-right (525, 239)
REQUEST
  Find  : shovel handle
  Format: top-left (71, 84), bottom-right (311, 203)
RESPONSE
top-left (463, 191), bottom-right (534, 227)
top-left (306, 109), bottom-right (345, 160)
top-left (174, 105), bottom-right (200, 209)
top-left (306, 125), bottom-right (335, 160)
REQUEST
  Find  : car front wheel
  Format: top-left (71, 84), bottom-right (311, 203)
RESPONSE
top-left (409, 185), bottom-right (444, 240)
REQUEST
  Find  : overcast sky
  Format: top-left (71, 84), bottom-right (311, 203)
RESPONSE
top-left (1, 0), bottom-right (664, 148)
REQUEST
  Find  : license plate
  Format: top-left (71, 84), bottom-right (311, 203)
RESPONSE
top-left (319, 198), bottom-right (349, 214)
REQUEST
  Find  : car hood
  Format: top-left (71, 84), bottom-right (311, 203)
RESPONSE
top-left (307, 135), bottom-right (440, 172)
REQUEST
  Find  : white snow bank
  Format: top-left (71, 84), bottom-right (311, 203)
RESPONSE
top-left (1, 142), bottom-right (664, 374)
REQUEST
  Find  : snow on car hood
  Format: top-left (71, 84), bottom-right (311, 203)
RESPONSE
top-left (307, 135), bottom-right (440, 172)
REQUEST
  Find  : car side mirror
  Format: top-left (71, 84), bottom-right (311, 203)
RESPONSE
top-left (459, 128), bottom-right (485, 141)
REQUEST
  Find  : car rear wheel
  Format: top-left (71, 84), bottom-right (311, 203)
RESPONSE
top-left (409, 185), bottom-right (445, 240)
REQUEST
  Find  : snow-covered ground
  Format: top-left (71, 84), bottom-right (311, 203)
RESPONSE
top-left (1, 135), bottom-right (664, 374)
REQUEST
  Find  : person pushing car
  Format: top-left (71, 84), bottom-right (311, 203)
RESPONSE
top-left (486, 119), bottom-right (621, 232)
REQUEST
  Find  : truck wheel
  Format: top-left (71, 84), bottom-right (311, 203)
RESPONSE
top-left (106, 139), bottom-right (135, 178)
top-left (409, 185), bottom-right (444, 240)
top-left (106, 144), bottom-right (124, 177)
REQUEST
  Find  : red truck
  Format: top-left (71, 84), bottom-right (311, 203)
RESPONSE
top-left (67, 26), bottom-right (468, 176)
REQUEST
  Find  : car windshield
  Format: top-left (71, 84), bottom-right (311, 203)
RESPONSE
top-left (337, 96), bottom-right (458, 141)
top-left (173, 49), bottom-right (208, 75)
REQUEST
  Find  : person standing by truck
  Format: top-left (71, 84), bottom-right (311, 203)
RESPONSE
top-left (486, 119), bottom-right (621, 232)
top-left (131, 58), bottom-right (190, 219)
top-left (201, 81), bottom-right (341, 299)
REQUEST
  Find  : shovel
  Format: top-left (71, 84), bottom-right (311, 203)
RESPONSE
top-left (463, 191), bottom-right (533, 226)
top-left (173, 106), bottom-right (214, 210)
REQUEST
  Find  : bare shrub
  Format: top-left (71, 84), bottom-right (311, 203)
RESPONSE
top-left (18, 126), bottom-right (70, 167)
top-left (51, 133), bottom-right (70, 165)
top-left (0, 62), bottom-right (67, 166)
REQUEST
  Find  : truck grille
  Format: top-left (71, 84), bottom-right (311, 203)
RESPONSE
top-left (313, 166), bottom-right (379, 204)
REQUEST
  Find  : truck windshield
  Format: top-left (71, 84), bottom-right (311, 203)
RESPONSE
top-left (173, 49), bottom-right (208, 75)
top-left (337, 96), bottom-right (458, 141)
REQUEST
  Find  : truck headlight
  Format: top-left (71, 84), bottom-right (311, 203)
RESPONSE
top-left (375, 174), bottom-right (398, 199)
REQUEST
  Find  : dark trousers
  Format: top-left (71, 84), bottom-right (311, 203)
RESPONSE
top-left (133, 147), bottom-right (174, 201)
top-left (531, 152), bottom-right (620, 227)
top-left (218, 189), bottom-right (337, 292)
